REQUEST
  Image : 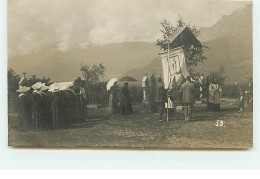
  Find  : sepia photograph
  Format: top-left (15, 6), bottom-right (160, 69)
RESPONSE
top-left (7, 0), bottom-right (253, 149)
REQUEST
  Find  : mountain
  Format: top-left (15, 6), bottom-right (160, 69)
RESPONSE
top-left (8, 4), bottom-right (252, 83)
top-left (8, 42), bottom-right (158, 82)
top-left (199, 4), bottom-right (252, 43)
top-left (125, 4), bottom-right (253, 83)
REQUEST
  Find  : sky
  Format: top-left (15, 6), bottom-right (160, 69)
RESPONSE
top-left (8, 0), bottom-right (250, 57)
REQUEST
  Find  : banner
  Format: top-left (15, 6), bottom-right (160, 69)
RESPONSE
top-left (160, 46), bottom-right (189, 90)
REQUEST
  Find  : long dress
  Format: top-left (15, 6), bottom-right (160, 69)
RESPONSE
top-left (51, 92), bottom-right (59, 129)
top-left (108, 85), bottom-right (119, 114)
top-left (65, 90), bottom-right (76, 125)
top-left (39, 91), bottom-right (52, 130)
top-left (18, 93), bottom-right (32, 130)
top-left (208, 83), bottom-right (221, 111)
top-left (119, 87), bottom-right (133, 115)
top-left (51, 91), bottom-right (65, 129)
top-left (32, 92), bottom-right (41, 130)
top-left (80, 87), bottom-right (88, 119)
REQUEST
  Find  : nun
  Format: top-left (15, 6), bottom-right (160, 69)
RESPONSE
top-left (17, 86), bottom-right (32, 130)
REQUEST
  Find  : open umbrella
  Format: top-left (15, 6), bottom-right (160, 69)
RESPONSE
top-left (119, 76), bottom-right (137, 82)
top-left (106, 78), bottom-right (118, 91)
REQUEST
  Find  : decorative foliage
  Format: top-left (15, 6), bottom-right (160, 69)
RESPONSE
top-left (156, 19), bottom-right (209, 76)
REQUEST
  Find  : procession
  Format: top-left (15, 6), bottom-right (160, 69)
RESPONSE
top-left (14, 24), bottom-right (253, 132)
top-left (7, 1), bottom-right (253, 148)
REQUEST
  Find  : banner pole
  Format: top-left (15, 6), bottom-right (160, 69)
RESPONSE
top-left (167, 40), bottom-right (170, 122)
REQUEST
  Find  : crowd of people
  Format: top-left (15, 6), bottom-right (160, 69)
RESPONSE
top-left (16, 77), bottom-right (88, 131)
top-left (16, 73), bottom-right (253, 131)
top-left (108, 82), bottom-right (133, 115)
top-left (235, 79), bottom-right (253, 112)
top-left (107, 73), bottom-right (253, 122)
top-left (107, 74), bottom-right (225, 121)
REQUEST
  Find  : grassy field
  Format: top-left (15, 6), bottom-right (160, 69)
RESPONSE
top-left (8, 99), bottom-right (253, 149)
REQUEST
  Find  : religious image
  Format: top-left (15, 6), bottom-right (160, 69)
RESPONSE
top-left (8, 0), bottom-right (253, 148)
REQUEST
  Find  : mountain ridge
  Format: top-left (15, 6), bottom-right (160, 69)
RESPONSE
top-left (8, 4), bottom-right (252, 83)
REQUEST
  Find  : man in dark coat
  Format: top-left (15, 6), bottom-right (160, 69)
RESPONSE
top-left (154, 78), bottom-right (167, 121)
top-left (180, 76), bottom-right (195, 121)
top-left (119, 82), bottom-right (133, 115)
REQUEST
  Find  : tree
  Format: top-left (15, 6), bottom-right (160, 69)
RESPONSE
top-left (156, 19), bottom-right (209, 76)
top-left (209, 66), bottom-right (226, 86)
top-left (8, 68), bottom-right (21, 90)
top-left (25, 74), bottom-right (52, 86)
top-left (80, 63), bottom-right (106, 85)
top-left (40, 76), bottom-right (52, 86)
top-left (27, 74), bottom-right (39, 86)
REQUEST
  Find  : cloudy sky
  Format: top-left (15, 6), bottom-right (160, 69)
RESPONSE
top-left (8, 0), bottom-right (250, 57)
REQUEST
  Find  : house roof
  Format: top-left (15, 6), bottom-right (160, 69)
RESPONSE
top-left (162, 26), bottom-right (199, 47)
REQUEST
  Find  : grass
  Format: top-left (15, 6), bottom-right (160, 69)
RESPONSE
top-left (8, 100), bottom-right (253, 149)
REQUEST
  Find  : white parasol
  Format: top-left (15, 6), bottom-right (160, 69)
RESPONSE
top-left (59, 82), bottom-right (74, 90)
top-left (48, 83), bottom-right (62, 92)
top-left (40, 85), bottom-right (49, 91)
top-left (31, 82), bottom-right (45, 90)
top-left (16, 86), bottom-right (31, 93)
top-left (106, 78), bottom-right (118, 91)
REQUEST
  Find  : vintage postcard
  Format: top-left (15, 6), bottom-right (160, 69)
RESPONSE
top-left (8, 0), bottom-right (253, 149)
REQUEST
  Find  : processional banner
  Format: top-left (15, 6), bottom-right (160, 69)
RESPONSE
top-left (160, 47), bottom-right (189, 108)
top-left (160, 46), bottom-right (189, 90)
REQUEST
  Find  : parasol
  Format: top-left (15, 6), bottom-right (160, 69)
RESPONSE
top-left (59, 82), bottom-right (74, 90)
top-left (119, 76), bottom-right (137, 82)
top-left (31, 82), bottom-right (45, 90)
top-left (40, 86), bottom-right (49, 91)
top-left (16, 86), bottom-right (31, 93)
top-left (48, 83), bottom-right (62, 92)
top-left (106, 78), bottom-right (118, 91)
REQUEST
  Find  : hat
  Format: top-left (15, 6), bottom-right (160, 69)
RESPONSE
top-left (59, 82), bottom-right (74, 90)
top-left (16, 86), bottom-right (31, 93)
top-left (40, 86), bottom-right (49, 91)
top-left (31, 82), bottom-right (45, 90)
top-left (48, 83), bottom-right (60, 92)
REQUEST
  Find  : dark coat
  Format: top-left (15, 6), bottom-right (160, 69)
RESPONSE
top-left (18, 94), bottom-right (32, 130)
top-left (180, 81), bottom-right (194, 104)
top-left (32, 92), bottom-right (41, 129)
top-left (154, 83), bottom-right (167, 103)
top-left (119, 87), bottom-right (133, 115)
